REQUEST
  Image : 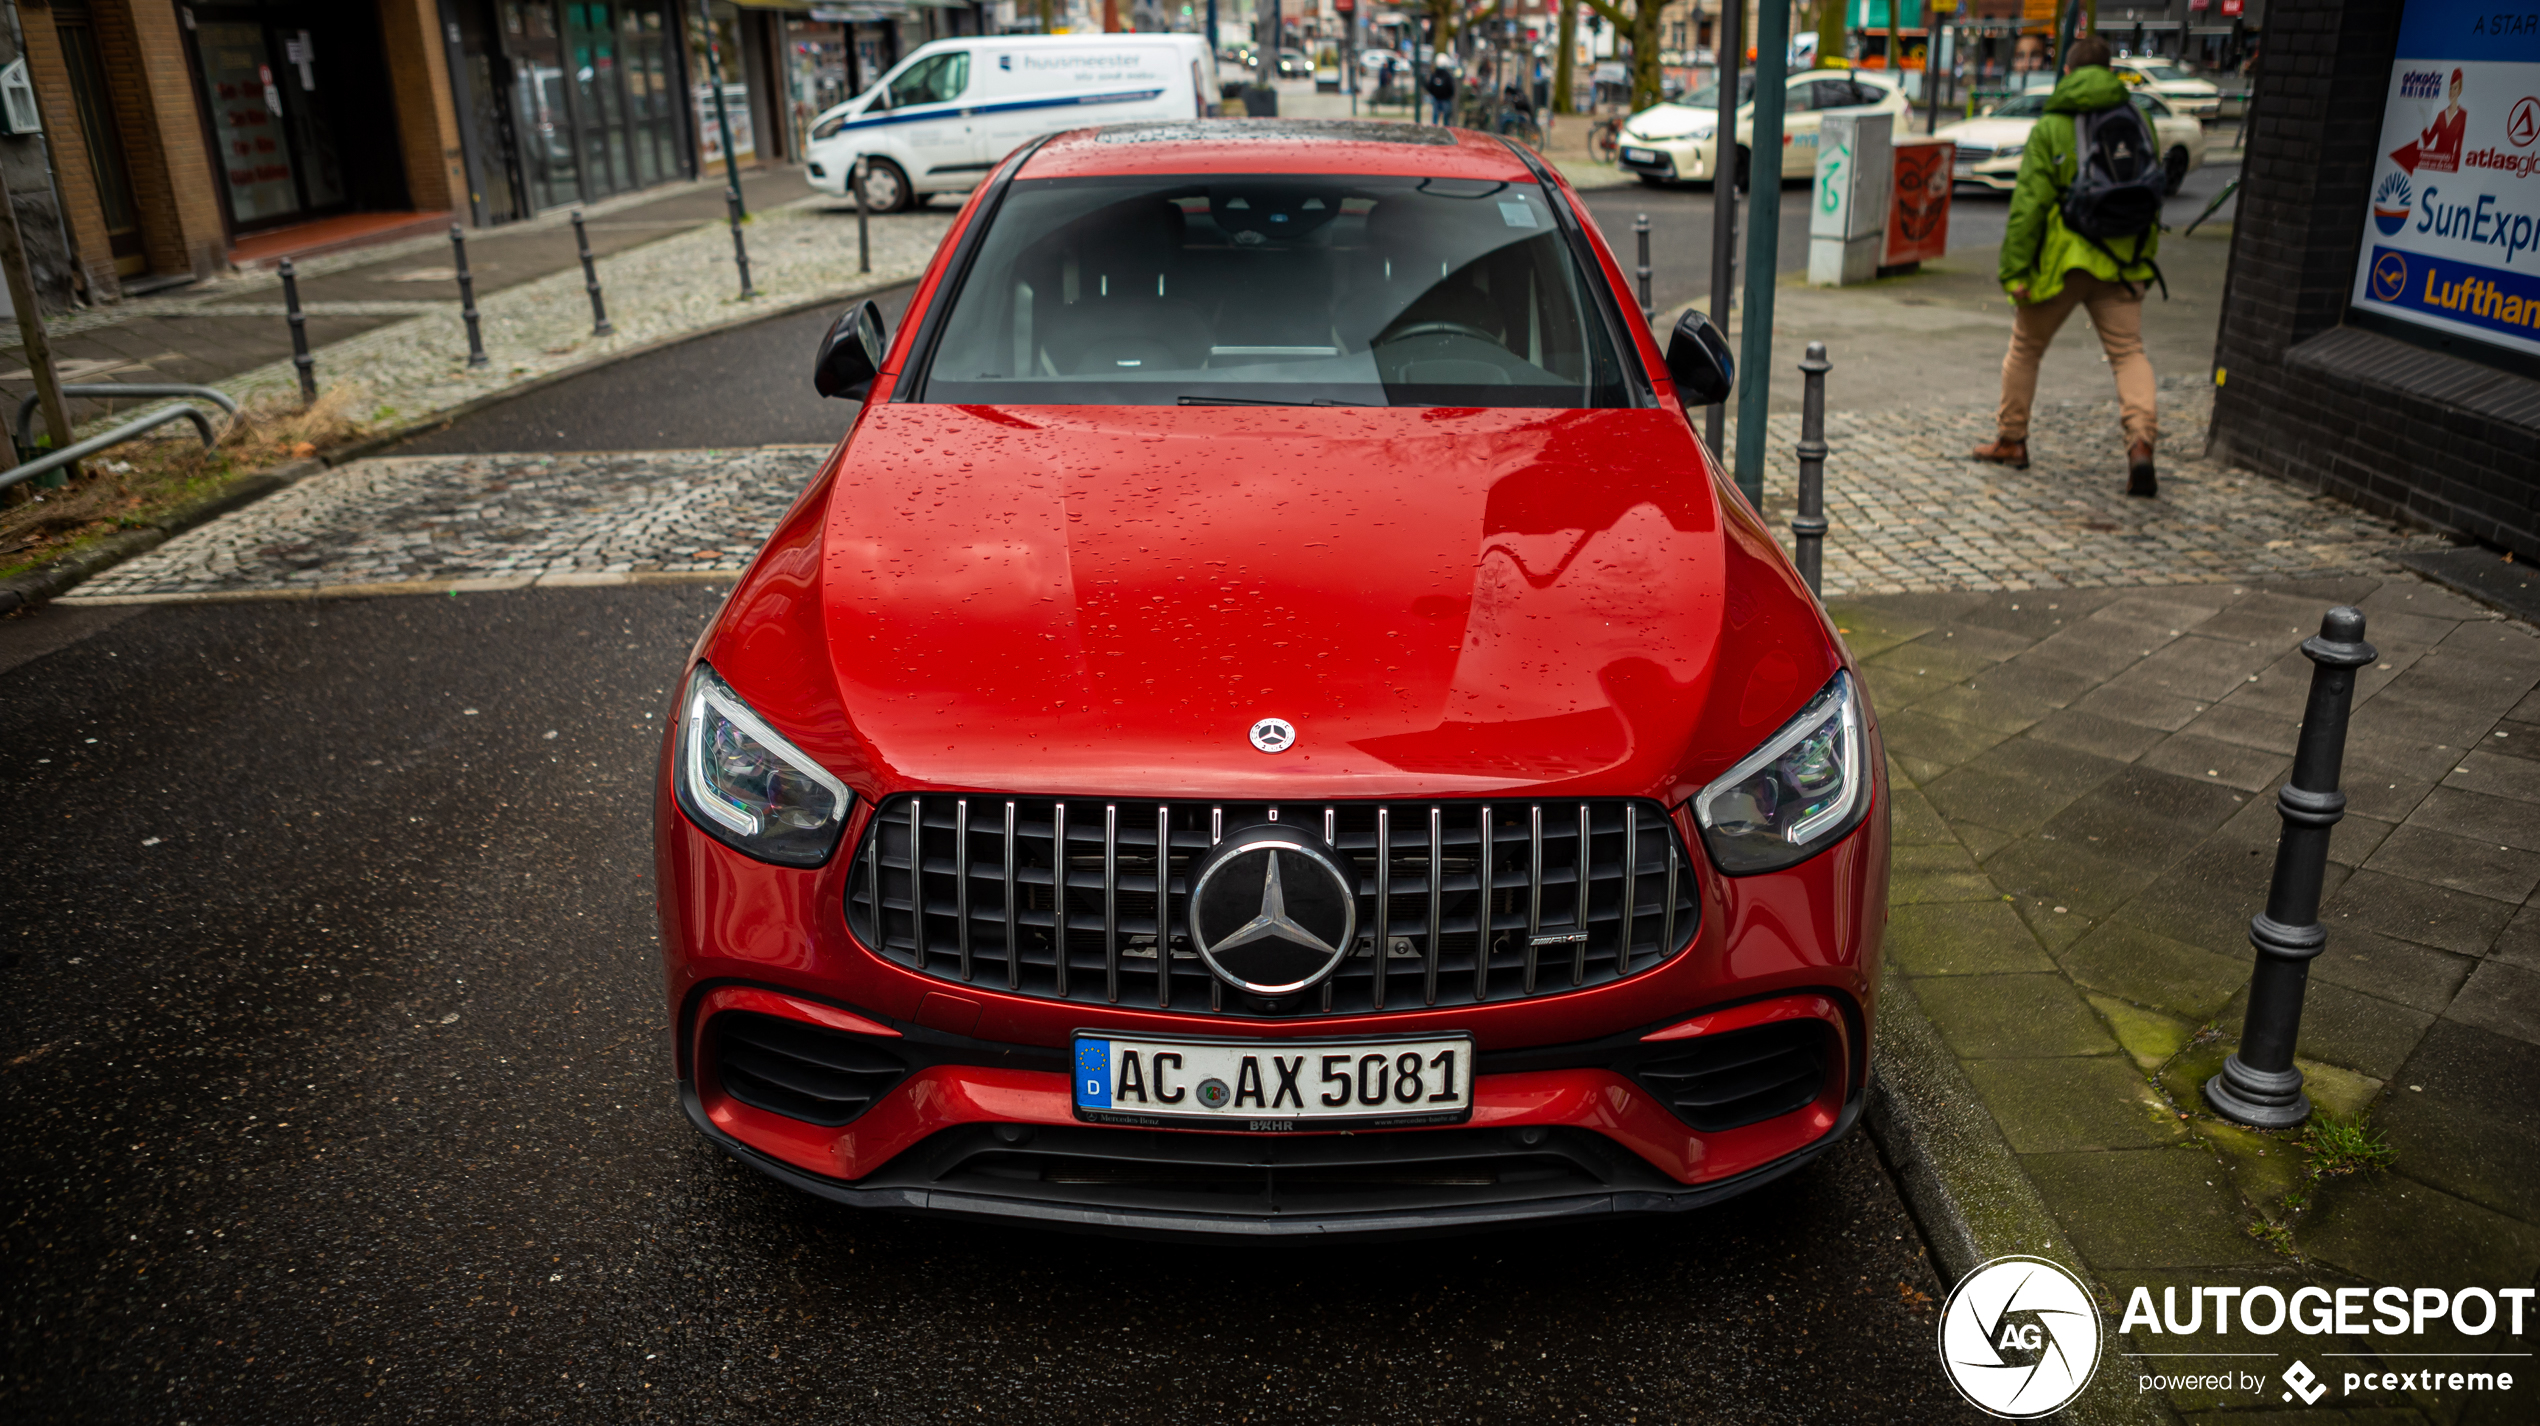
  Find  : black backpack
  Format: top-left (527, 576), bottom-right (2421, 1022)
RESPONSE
top-left (2059, 101), bottom-right (2169, 295)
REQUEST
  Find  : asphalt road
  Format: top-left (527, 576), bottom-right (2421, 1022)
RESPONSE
top-left (0, 584), bottom-right (1981, 1423)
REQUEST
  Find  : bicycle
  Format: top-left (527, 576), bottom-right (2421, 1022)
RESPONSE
top-left (1588, 112), bottom-right (1623, 164)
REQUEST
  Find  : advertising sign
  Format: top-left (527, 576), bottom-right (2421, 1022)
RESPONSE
top-left (2349, 0), bottom-right (2540, 363)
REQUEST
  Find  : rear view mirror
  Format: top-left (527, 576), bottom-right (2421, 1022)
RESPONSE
top-left (813, 300), bottom-right (887, 400)
top-left (1665, 308), bottom-right (1735, 408)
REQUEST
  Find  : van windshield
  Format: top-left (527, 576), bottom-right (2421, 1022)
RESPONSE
top-left (917, 174), bottom-right (1639, 408)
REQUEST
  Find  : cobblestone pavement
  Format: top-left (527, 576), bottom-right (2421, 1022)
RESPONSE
top-left (70, 448), bottom-right (825, 598)
top-left (64, 383), bottom-right (2446, 604)
top-left (1736, 378), bottom-right (2452, 596)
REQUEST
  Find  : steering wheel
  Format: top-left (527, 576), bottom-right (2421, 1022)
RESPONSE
top-left (1374, 320), bottom-right (1500, 347)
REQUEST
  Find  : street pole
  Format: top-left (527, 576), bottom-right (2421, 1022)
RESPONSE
top-left (2053, 0), bottom-right (2079, 72)
top-left (697, 0), bottom-right (745, 219)
top-left (2205, 607), bottom-right (2377, 1129)
top-left (0, 161), bottom-right (74, 483)
top-left (1702, 0), bottom-right (1742, 459)
top-left (1731, 0), bottom-right (1791, 508)
top-left (1791, 341), bottom-right (1829, 594)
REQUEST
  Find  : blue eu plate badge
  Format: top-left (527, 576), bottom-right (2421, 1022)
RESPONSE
top-left (1075, 1038), bottom-right (1112, 1109)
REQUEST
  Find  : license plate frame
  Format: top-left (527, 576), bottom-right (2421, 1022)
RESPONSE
top-left (1621, 146), bottom-right (1660, 165)
top-left (1071, 1030), bottom-right (1476, 1133)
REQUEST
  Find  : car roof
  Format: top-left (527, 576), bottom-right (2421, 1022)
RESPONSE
top-left (1018, 120), bottom-right (1545, 181)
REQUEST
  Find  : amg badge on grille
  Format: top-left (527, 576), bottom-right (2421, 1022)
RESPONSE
top-left (1186, 824), bottom-right (1357, 997)
top-left (1247, 717), bottom-right (1296, 753)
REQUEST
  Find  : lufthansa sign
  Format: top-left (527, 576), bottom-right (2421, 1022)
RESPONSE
top-left (2349, 0), bottom-right (2540, 361)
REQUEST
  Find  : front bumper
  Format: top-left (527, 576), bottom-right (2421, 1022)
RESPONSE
top-left (1953, 160), bottom-right (2021, 192)
top-left (684, 1076), bottom-right (1866, 1240)
top-left (1618, 135), bottom-right (1713, 182)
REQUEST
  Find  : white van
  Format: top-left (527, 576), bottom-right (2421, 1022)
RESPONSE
top-left (805, 34), bottom-right (1218, 212)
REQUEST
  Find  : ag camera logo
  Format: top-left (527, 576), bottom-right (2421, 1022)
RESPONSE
top-left (1939, 1255), bottom-right (2104, 1418)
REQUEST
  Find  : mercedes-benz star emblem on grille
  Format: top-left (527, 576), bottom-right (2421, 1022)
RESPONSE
top-left (1187, 824), bottom-right (1357, 997)
top-left (1247, 717), bottom-right (1296, 753)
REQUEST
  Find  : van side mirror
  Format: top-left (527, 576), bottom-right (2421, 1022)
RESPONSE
top-left (813, 300), bottom-right (887, 400)
top-left (1664, 308), bottom-right (1735, 408)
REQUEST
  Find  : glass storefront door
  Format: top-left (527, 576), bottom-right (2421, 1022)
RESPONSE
top-left (191, 3), bottom-right (383, 230)
top-left (486, 0), bottom-right (685, 214)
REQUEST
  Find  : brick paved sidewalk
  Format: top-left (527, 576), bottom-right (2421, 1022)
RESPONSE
top-left (1838, 578), bottom-right (2540, 1423)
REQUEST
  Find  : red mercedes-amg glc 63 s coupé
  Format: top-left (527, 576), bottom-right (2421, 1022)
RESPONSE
top-left (654, 119), bottom-right (1887, 1238)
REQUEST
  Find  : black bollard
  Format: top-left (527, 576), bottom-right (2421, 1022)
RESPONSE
top-left (1634, 212), bottom-right (1653, 327)
top-left (1792, 341), bottom-right (1830, 595)
top-left (572, 210), bottom-right (613, 337)
top-left (451, 225), bottom-right (488, 369)
top-left (278, 258), bottom-right (316, 406)
top-left (727, 189), bottom-right (755, 299)
top-left (853, 155), bottom-right (870, 275)
top-left (2206, 607), bottom-right (2378, 1129)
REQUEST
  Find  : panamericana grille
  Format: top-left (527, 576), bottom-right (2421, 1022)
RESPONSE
top-left (844, 797), bottom-right (1699, 1016)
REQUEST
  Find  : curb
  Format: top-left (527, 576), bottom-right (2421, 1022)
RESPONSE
top-left (1865, 964), bottom-right (2177, 1425)
top-left (0, 273), bottom-right (907, 616)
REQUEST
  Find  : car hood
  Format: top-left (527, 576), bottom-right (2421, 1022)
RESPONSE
top-left (783, 403), bottom-right (1833, 801)
top-left (1627, 103), bottom-right (1715, 140)
top-left (1936, 117), bottom-right (2037, 149)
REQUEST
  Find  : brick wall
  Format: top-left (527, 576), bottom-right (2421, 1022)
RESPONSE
top-left (120, 0), bottom-right (229, 278)
top-left (17, 13), bottom-right (118, 302)
top-left (376, 0), bottom-right (463, 218)
top-left (2207, 0), bottom-right (2540, 563)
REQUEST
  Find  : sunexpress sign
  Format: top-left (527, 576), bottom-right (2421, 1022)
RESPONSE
top-left (2348, 0), bottom-right (2540, 364)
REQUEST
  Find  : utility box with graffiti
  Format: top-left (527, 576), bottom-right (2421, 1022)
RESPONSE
top-left (1809, 111), bottom-right (1893, 286)
top-left (1883, 137), bottom-right (1954, 273)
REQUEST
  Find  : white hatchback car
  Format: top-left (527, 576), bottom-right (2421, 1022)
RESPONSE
top-left (2113, 57), bottom-right (2222, 121)
top-left (1616, 70), bottom-right (1908, 187)
top-left (1935, 89), bottom-right (2208, 195)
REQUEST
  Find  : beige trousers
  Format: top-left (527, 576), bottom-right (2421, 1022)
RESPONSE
top-left (1996, 271), bottom-right (2158, 447)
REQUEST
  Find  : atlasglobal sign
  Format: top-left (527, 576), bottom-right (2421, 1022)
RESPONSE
top-left (2348, 0), bottom-right (2540, 363)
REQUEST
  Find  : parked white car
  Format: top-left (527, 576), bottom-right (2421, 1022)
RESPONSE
top-left (1935, 89), bottom-right (2208, 195)
top-left (1615, 70), bottom-right (1909, 187)
top-left (2113, 57), bottom-right (2221, 121)
top-left (804, 34), bottom-right (1217, 212)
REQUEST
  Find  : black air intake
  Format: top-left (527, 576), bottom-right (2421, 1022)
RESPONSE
top-left (711, 1012), bottom-right (908, 1126)
top-left (1634, 1020), bottom-right (1830, 1132)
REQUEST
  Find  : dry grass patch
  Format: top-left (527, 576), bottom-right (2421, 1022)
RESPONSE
top-left (0, 388), bottom-right (364, 582)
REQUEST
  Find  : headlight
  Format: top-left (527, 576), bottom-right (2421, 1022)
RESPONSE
top-left (675, 663), bottom-right (854, 867)
top-left (1692, 671), bottom-right (1868, 875)
top-left (1994, 142), bottom-right (2025, 159)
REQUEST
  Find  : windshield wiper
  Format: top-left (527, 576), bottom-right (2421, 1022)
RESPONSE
top-left (1176, 395), bottom-right (1375, 407)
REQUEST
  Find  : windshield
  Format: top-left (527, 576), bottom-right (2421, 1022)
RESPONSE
top-left (2136, 63), bottom-right (2187, 81)
top-left (1991, 93), bottom-right (2049, 118)
top-left (919, 174), bottom-right (1638, 408)
top-left (1678, 73), bottom-right (1759, 110)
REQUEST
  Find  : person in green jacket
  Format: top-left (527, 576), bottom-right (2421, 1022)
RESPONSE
top-left (1971, 36), bottom-right (2164, 496)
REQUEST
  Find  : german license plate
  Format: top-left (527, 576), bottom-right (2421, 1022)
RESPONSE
top-left (1621, 146), bottom-right (1659, 165)
top-left (1072, 1032), bottom-right (1474, 1132)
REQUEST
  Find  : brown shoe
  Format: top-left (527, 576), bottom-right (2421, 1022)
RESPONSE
top-left (1971, 438), bottom-right (2030, 470)
top-left (2127, 441), bottom-right (2157, 498)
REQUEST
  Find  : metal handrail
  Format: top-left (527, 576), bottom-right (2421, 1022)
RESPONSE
top-left (0, 402), bottom-right (224, 495)
top-left (16, 383), bottom-right (240, 455)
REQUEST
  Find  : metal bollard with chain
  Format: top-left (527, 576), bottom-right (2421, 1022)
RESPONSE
top-left (854, 156), bottom-right (871, 275)
top-left (278, 258), bottom-right (316, 405)
top-left (572, 210), bottom-right (613, 337)
top-left (727, 189), bottom-right (755, 298)
top-left (1634, 213), bottom-right (1653, 327)
top-left (450, 225), bottom-right (488, 369)
top-left (2205, 607), bottom-right (2377, 1129)
top-left (1791, 341), bottom-right (1831, 595)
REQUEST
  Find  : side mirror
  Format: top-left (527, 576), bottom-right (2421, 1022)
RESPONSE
top-left (813, 299), bottom-right (887, 400)
top-left (1664, 308), bottom-right (1735, 408)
